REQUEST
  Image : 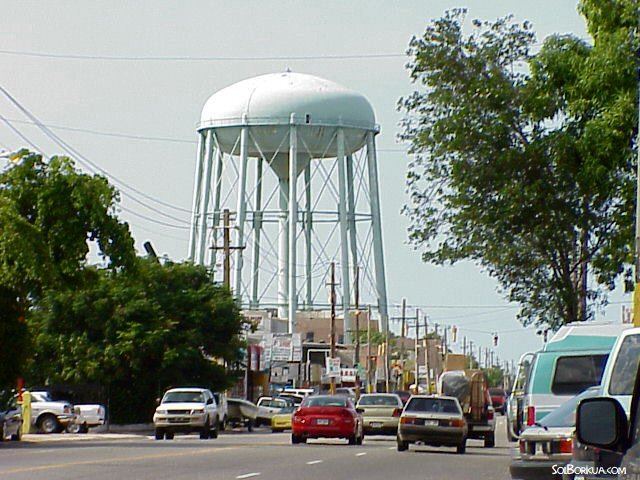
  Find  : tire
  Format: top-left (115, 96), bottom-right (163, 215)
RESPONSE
top-left (484, 433), bottom-right (495, 448)
top-left (0, 421), bottom-right (5, 441)
top-left (219, 416), bottom-right (226, 431)
top-left (165, 431), bottom-right (174, 440)
top-left (272, 428), bottom-right (281, 433)
top-left (10, 426), bottom-right (21, 442)
top-left (348, 435), bottom-right (356, 445)
top-left (456, 440), bottom-right (466, 454)
top-left (355, 432), bottom-right (363, 445)
top-left (209, 420), bottom-right (218, 439)
top-left (397, 438), bottom-right (408, 451)
top-left (38, 414), bottom-right (60, 434)
top-left (292, 433), bottom-right (304, 444)
top-left (155, 428), bottom-right (165, 440)
top-left (66, 422), bottom-right (88, 434)
top-left (200, 418), bottom-right (210, 439)
top-left (247, 419), bottom-right (254, 432)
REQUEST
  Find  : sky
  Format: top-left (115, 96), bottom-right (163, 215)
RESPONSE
top-left (0, 1), bottom-right (628, 366)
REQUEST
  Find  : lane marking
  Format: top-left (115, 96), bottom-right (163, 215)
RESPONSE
top-left (356, 452), bottom-right (367, 456)
top-left (236, 473), bottom-right (261, 479)
top-left (306, 460), bottom-right (323, 465)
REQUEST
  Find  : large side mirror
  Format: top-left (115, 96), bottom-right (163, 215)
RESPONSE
top-left (356, 407), bottom-right (365, 414)
top-left (576, 397), bottom-right (629, 452)
top-left (206, 398), bottom-right (213, 405)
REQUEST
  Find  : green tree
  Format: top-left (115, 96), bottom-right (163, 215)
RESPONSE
top-left (0, 150), bottom-right (135, 390)
top-left (27, 260), bottom-right (244, 423)
top-left (399, 6), bottom-right (636, 329)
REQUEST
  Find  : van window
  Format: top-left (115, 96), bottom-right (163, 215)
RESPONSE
top-left (609, 335), bottom-right (640, 395)
top-left (551, 355), bottom-right (608, 395)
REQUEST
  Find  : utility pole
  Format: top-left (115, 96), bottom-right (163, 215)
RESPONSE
top-left (367, 305), bottom-right (372, 393)
top-left (385, 308), bottom-right (390, 393)
top-left (423, 315), bottom-right (430, 393)
top-left (469, 341), bottom-right (474, 369)
top-left (354, 266), bottom-right (361, 399)
top-left (400, 298), bottom-right (406, 391)
top-left (330, 262), bottom-right (337, 394)
top-left (463, 336), bottom-right (467, 357)
top-left (211, 209), bottom-right (245, 290)
top-left (414, 308), bottom-right (420, 393)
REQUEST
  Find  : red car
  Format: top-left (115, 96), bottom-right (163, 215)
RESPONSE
top-left (489, 388), bottom-right (507, 415)
top-left (291, 395), bottom-right (364, 445)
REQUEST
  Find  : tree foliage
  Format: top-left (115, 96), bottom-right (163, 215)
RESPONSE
top-left (0, 150), bottom-right (135, 389)
top-left (27, 260), bottom-right (245, 423)
top-left (400, 5), bottom-right (636, 329)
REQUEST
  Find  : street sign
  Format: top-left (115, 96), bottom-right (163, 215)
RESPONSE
top-left (326, 357), bottom-right (341, 378)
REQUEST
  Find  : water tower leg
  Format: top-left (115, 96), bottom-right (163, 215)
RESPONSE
top-left (366, 132), bottom-right (389, 332)
top-left (208, 139), bottom-right (224, 271)
top-left (346, 154), bottom-right (359, 276)
top-left (251, 158), bottom-right (264, 309)
top-left (337, 128), bottom-right (351, 343)
top-left (278, 178), bottom-right (289, 320)
top-left (234, 123), bottom-right (249, 301)
top-left (198, 130), bottom-right (215, 265)
top-left (288, 119), bottom-right (298, 334)
top-left (189, 131), bottom-right (206, 262)
top-left (304, 167), bottom-right (312, 308)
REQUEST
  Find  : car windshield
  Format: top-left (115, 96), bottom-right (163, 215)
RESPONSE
top-left (304, 396), bottom-right (347, 407)
top-left (279, 405), bottom-right (296, 414)
top-left (405, 397), bottom-right (460, 414)
top-left (163, 391), bottom-right (205, 403)
top-left (31, 392), bottom-right (53, 402)
top-left (358, 395), bottom-right (399, 406)
top-left (539, 387), bottom-right (601, 428)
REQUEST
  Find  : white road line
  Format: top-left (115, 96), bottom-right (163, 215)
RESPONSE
top-left (236, 473), bottom-right (261, 479)
top-left (388, 447), bottom-right (395, 450)
top-left (306, 460), bottom-right (323, 465)
top-left (356, 452), bottom-right (367, 456)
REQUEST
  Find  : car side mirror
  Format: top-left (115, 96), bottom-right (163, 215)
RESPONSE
top-left (356, 408), bottom-right (364, 414)
top-left (206, 398), bottom-right (213, 405)
top-left (576, 397), bottom-right (629, 452)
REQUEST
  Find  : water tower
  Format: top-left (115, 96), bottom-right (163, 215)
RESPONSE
top-left (188, 72), bottom-right (389, 337)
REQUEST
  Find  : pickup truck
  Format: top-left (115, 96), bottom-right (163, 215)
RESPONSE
top-left (29, 391), bottom-right (77, 434)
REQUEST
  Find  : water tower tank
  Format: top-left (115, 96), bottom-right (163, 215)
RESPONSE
top-left (189, 72), bottom-right (388, 339)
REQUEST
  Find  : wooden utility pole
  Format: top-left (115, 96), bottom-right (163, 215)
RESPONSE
top-left (211, 209), bottom-right (245, 290)
top-left (400, 298), bottom-right (406, 391)
top-left (385, 309), bottom-right (390, 393)
top-left (367, 305), bottom-right (372, 393)
top-left (423, 315), bottom-right (430, 393)
top-left (354, 266), bottom-right (361, 399)
top-left (330, 262), bottom-right (337, 394)
top-left (414, 308), bottom-right (420, 393)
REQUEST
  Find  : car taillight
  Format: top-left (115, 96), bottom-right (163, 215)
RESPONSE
top-left (486, 409), bottom-right (494, 420)
top-left (558, 439), bottom-right (573, 454)
top-left (519, 440), bottom-right (525, 454)
top-left (392, 408), bottom-right (401, 417)
top-left (526, 406), bottom-right (535, 426)
top-left (400, 416), bottom-right (416, 425)
top-left (449, 419), bottom-right (465, 427)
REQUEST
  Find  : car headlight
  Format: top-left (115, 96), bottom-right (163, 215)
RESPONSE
top-left (191, 408), bottom-right (204, 414)
top-left (156, 409), bottom-right (167, 415)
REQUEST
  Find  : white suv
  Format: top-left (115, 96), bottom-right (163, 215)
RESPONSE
top-left (153, 387), bottom-right (219, 440)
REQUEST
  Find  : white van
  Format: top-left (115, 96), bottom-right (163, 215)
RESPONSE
top-left (599, 326), bottom-right (640, 415)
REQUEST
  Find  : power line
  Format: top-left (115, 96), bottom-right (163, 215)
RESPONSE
top-left (0, 49), bottom-right (404, 62)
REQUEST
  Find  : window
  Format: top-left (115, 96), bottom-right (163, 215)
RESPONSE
top-left (405, 397), bottom-right (460, 414)
top-left (304, 396), bottom-right (347, 407)
top-left (551, 355), bottom-right (608, 395)
top-left (609, 335), bottom-right (640, 396)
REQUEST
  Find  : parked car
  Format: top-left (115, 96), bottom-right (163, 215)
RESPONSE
top-left (575, 360), bottom-right (640, 479)
top-left (397, 395), bottom-right (468, 454)
top-left (67, 404), bottom-right (106, 433)
top-left (0, 392), bottom-right (22, 441)
top-left (271, 404), bottom-right (296, 433)
top-left (510, 386), bottom-right (600, 480)
top-left (490, 387), bottom-right (508, 415)
top-left (153, 387), bottom-right (219, 440)
top-left (355, 393), bottom-right (403, 435)
top-left (291, 395), bottom-right (363, 445)
top-left (508, 352), bottom-right (535, 441)
top-left (29, 391), bottom-right (76, 434)
top-left (213, 392), bottom-right (228, 431)
top-left (256, 396), bottom-right (295, 427)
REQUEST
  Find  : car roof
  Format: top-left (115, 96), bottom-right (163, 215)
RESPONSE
top-left (408, 394), bottom-right (458, 401)
top-left (165, 387), bottom-right (208, 393)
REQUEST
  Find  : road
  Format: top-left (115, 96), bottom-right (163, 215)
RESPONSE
top-left (0, 417), bottom-right (513, 480)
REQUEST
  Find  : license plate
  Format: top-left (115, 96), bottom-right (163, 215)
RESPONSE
top-left (423, 420), bottom-right (438, 426)
top-left (370, 422), bottom-right (383, 428)
top-left (169, 418), bottom-right (187, 423)
top-left (316, 418), bottom-right (329, 425)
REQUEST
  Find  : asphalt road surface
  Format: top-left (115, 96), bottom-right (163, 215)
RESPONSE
top-left (0, 417), bottom-right (513, 480)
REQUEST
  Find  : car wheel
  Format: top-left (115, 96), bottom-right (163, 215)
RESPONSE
top-left (66, 422), bottom-right (88, 434)
top-left (397, 439), bottom-right (408, 451)
top-left (355, 432), bottom-right (363, 445)
top-left (0, 421), bottom-right (5, 441)
top-left (219, 416), bottom-right (226, 431)
top-left (210, 420), bottom-right (218, 439)
top-left (292, 433), bottom-right (302, 444)
top-left (165, 431), bottom-right (174, 440)
top-left (271, 428), bottom-right (281, 433)
top-left (200, 418), bottom-right (210, 439)
top-left (38, 414), bottom-right (60, 434)
top-left (10, 425), bottom-right (21, 442)
top-left (456, 440), bottom-right (466, 454)
top-left (484, 433), bottom-right (495, 448)
top-left (348, 434), bottom-right (357, 445)
top-left (154, 428), bottom-right (165, 440)
top-left (247, 419), bottom-right (254, 432)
